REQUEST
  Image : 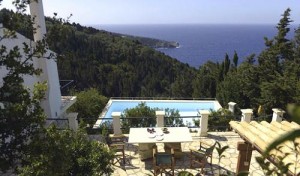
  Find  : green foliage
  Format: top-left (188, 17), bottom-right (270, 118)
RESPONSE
top-left (287, 104), bottom-right (300, 124)
top-left (1, 8), bottom-right (196, 98)
top-left (69, 88), bottom-right (108, 126)
top-left (223, 53), bottom-right (231, 76)
top-left (193, 118), bottom-right (200, 127)
top-left (208, 109), bottom-right (235, 131)
top-left (217, 61), bottom-right (260, 108)
top-left (3, 7), bottom-right (300, 114)
top-left (1, 2), bottom-right (114, 174)
top-left (192, 61), bottom-right (219, 98)
top-left (121, 102), bottom-right (156, 133)
top-left (18, 126), bottom-right (114, 176)
top-left (0, 2), bottom-right (50, 171)
top-left (215, 141), bottom-right (230, 175)
top-left (46, 17), bottom-right (196, 98)
top-left (256, 8), bottom-right (296, 112)
top-left (232, 51), bottom-right (239, 68)
top-left (215, 141), bottom-right (229, 163)
top-left (177, 171), bottom-right (194, 176)
top-left (165, 108), bottom-right (184, 127)
top-left (122, 35), bottom-right (179, 48)
top-left (121, 103), bottom-right (183, 131)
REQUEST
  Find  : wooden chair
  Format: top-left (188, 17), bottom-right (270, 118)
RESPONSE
top-left (164, 142), bottom-right (184, 159)
top-left (108, 135), bottom-right (127, 165)
top-left (189, 141), bottom-right (216, 173)
top-left (139, 143), bottom-right (156, 160)
top-left (153, 146), bottom-right (175, 176)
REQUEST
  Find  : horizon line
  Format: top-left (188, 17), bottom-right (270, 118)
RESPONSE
top-left (87, 23), bottom-right (299, 26)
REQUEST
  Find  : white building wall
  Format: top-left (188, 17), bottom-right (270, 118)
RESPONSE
top-left (44, 50), bottom-right (62, 118)
top-left (29, 0), bottom-right (62, 118)
top-left (0, 24), bottom-right (62, 118)
top-left (0, 25), bottom-right (37, 90)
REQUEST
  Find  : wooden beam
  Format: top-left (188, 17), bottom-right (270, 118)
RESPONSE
top-left (236, 142), bottom-right (253, 174)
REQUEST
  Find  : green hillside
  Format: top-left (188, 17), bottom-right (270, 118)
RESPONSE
top-left (48, 21), bottom-right (196, 97)
top-left (0, 9), bottom-right (196, 97)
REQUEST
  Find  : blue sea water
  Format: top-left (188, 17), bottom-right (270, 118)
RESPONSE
top-left (96, 24), bottom-right (296, 68)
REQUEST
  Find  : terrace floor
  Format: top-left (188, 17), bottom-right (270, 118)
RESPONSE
top-left (112, 131), bottom-right (266, 176)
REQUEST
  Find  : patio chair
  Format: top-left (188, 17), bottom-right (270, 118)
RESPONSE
top-left (153, 146), bottom-right (175, 176)
top-left (108, 134), bottom-right (127, 165)
top-left (164, 142), bottom-right (184, 159)
top-left (139, 143), bottom-right (156, 160)
top-left (189, 141), bottom-right (216, 173)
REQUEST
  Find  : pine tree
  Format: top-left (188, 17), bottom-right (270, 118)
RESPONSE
top-left (258, 8), bottom-right (296, 112)
top-left (233, 50), bottom-right (239, 68)
top-left (223, 53), bottom-right (231, 76)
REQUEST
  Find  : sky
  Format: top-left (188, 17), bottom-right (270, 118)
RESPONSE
top-left (1, 0), bottom-right (300, 25)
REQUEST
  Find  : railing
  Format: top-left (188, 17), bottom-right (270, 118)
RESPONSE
top-left (208, 115), bottom-right (241, 132)
top-left (252, 114), bottom-right (273, 122)
top-left (110, 97), bottom-right (217, 101)
top-left (59, 80), bottom-right (74, 95)
top-left (90, 115), bottom-right (235, 134)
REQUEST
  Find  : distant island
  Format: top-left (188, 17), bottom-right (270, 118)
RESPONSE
top-left (116, 34), bottom-right (180, 49)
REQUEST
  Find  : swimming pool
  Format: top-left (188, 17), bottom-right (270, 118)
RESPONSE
top-left (94, 99), bottom-right (222, 127)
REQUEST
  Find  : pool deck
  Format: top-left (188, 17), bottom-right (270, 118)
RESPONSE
top-left (112, 131), bottom-right (267, 176)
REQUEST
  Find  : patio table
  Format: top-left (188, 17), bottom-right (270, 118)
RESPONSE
top-left (128, 127), bottom-right (193, 160)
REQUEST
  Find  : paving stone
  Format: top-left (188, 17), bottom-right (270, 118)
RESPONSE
top-left (227, 148), bottom-right (237, 154)
top-left (230, 163), bottom-right (236, 170)
top-left (229, 157), bottom-right (237, 164)
top-left (131, 159), bottom-right (140, 165)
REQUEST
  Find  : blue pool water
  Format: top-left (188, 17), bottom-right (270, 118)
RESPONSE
top-left (101, 100), bottom-right (221, 119)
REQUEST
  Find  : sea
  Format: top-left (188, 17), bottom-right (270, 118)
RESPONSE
top-left (95, 24), bottom-right (296, 68)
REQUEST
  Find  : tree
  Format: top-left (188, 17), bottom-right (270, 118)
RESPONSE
top-left (164, 108), bottom-right (183, 127)
top-left (18, 126), bottom-right (114, 176)
top-left (232, 50), bottom-right (239, 68)
top-left (217, 61), bottom-right (260, 108)
top-left (121, 102), bottom-right (156, 132)
top-left (258, 8), bottom-right (295, 111)
top-left (0, 1), bottom-right (49, 171)
top-left (223, 53), bottom-right (231, 76)
top-left (1, 1), bottom-right (114, 174)
top-left (69, 88), bottom-right (108, 126)
top-left (192, 61), bottom-right (219, 98)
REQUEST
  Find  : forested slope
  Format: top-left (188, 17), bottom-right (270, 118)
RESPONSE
top-left (49, 21), bottom-right (196, 97)
top-left (0, 9), bottom-right (196, 97)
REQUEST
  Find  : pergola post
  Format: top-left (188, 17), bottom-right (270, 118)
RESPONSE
top-left (112, 112), bottom-right (122, 135)
top-left (236, 142), bottom-right (253, 174)
top-left (198, 110), bottom-right (210, 137)
top-left (156, 111), bottom-right (165, 127)
top-left (272, 108), bottom-right (285, 122)
top-left (241, 109), bottom-right (253, 123)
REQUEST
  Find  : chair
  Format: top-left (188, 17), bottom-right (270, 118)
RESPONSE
top-left (139, 143), bottom-right (157, 160)
top-left (153, 146), bottom-right (175, 176)
top-left (108, 134), bottom-right (127, 165)
top-left (189, 141), bottom-right (216, 173)
top-left (164, 142), bottom-right (184, 159)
